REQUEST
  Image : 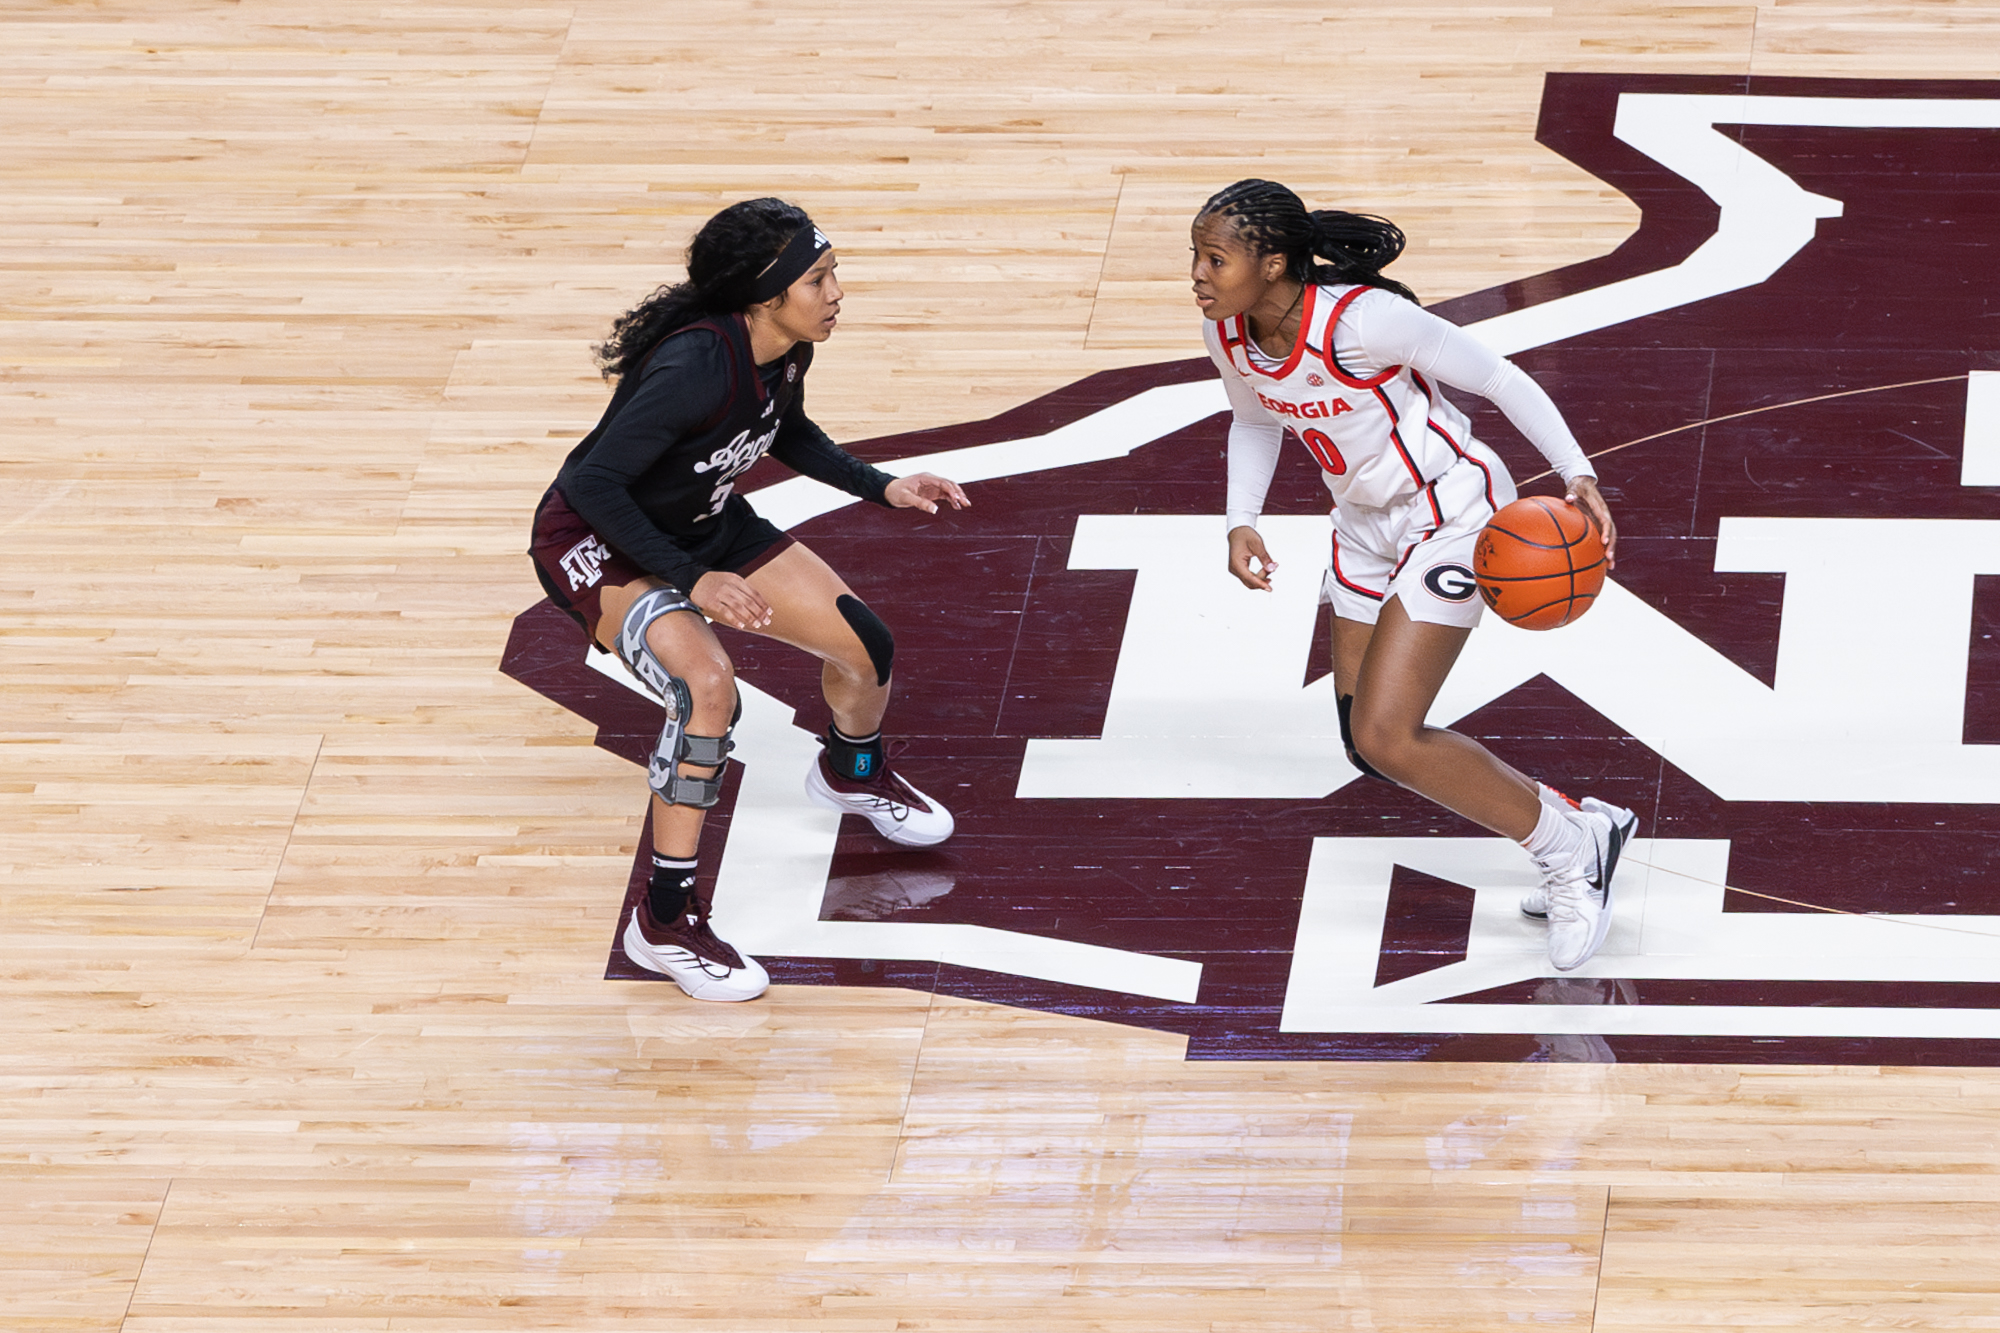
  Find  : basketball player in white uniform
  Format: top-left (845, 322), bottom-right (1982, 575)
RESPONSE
top-left (1192, 178), bottom-right (1635, 973)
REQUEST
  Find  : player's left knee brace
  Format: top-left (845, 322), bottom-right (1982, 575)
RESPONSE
top-left (644, 679), bottom-right (740, 809)
top-left (1337, 693), bottom-right (1392, 783)
top-left (836, 594), bottom-right (894, 687)
top-left (618, 586), bottom-right (738, 808)
top-left (616, 586), bottom-right (698, 704)
top-left (654, 707), bottom-right (735, 809)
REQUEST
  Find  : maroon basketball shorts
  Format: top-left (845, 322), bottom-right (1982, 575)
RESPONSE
top-left (528, 487), bottom-right (793, 640)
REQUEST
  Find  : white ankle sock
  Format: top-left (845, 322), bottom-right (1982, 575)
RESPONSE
top-left (1522, 800), bottom-right (1585, 868)
top-left (1537, 781), bottom-right (1580, 812)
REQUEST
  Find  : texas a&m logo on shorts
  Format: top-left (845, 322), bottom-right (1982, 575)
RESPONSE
top-left (559, 535), bottom-right (613, 592)
top-left (506, 74), bottom-right (2000, 1064)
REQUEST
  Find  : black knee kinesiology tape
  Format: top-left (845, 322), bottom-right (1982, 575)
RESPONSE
top-left (836, 594), bottom-right (895, 687)
top-left (1337, 694), bottom-right (1392, 783)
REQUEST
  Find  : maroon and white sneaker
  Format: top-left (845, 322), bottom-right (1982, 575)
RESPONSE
top-left (621, 900), bottom-right (769, 1002)
top-left (803, 751), bottom-right (955, 847)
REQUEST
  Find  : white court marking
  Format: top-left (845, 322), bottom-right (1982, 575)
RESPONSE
top-left (588, 93), bottom-right (2000, 1034)
top-left (1281, 838), bottom-right (2000, 1039)
top-left (1963, 371), bottom-right (2000, 487)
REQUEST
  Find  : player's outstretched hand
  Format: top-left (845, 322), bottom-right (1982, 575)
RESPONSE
top-left (1227, 524), bottom-right (1278, 591)
top-left (885, 472), bottom-right (969, 514)
top-left (1563, 476), bottom-right (1617, 570)
top-left (692, 570), bottom-right (774, 631)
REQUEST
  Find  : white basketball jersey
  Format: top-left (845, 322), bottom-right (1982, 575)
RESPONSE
top-left (1206, 283), bottom-right (1502, 513)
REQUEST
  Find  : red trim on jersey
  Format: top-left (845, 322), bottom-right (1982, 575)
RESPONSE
top-left (1218, 316), bottom-right (1263, 382)
top-left (1406, 366), bottom-right (1432, 429)
top-left (1388, 490), bottom-right (1445, 584)
top-left (1388, 530), bottom-right (1433, 583)
top-left (1319, 286), bottom-right (1401, 390)
top-left (1387, 479), bottom-right (1449, 584)
top-left (1219, 315), bottom-right (1249, 359)
top-left (1409, 371), bottom-right (1500, 512)
top-left (1419, 423), bottom-right (1499, 514)
top-left (1371, 385), bottom-right (1429, 488)
top-left (1329, 532), bottom-right (1385, 602)
top-left (1236, 284), bottom-right (1318, 380)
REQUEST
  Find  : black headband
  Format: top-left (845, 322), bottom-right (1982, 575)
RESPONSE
top-left (749, 224), bottom-right (832, 302)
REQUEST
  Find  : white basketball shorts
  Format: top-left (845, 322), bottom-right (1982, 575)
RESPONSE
top-left (1320, 442), bottom-right (1518, 629)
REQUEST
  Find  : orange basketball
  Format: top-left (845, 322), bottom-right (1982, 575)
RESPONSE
top-left (1472, 496), bottom-right (1606, 630)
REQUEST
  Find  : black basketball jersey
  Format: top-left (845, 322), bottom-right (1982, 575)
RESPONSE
top-left (554, 312), bottom-right (890, 591)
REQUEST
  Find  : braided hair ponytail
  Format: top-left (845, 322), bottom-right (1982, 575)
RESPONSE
top-left (594, 197), bottom-right (816, 381)
top-left (1197, 178), bottom-right (1418, 304)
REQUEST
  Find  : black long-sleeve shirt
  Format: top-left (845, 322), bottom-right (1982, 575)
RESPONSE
top-left (556, 313), bottom-right (893, 592)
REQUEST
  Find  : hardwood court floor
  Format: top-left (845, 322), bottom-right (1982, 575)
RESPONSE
top-left (7, 2), bottom-right (2000, 1328)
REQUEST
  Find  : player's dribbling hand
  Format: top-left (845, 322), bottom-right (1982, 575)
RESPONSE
top-left (692, 571), bottom-right (774, 631)
top-left (1563, 476), bottom-right (1617, 570)
top-left (885, 472), bottom-right (970, 514)
top-left (1227, 524), bottom-right (1278, 591)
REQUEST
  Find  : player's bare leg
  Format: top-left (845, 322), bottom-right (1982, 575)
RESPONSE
top-left (742, 541), bottom-right (954, 847)
top-left (1335, 596), bottom-right (1629, 970)
top-left (597, 575), bottom-right (737, 860)
top-left (740, 542), bottom-right (887, 736)
top-left (1334, 596), bottom-right (1540, 839)
top-left (597, 573), bottom-right (767, 1001)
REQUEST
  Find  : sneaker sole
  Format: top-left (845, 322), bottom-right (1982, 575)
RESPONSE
top-left (804, 766), bottom-right (955, 847)
top-left (621, 913), bottom-right (769, 1002)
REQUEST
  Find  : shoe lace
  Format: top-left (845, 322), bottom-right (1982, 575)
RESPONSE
top-left (835, 744), bottom-right (927, 823)
top-left (880, 773), bottom-right (926, 821)
top-left (1542, 867), bottom-right (1591, 926)
top-left (659, 899), bottom-right (746, 971)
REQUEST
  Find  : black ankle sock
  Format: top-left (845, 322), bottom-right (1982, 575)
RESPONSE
top-left (826, 724), bottom-right (886, 782)
top-left (647, 853), bottom-right (698, 920)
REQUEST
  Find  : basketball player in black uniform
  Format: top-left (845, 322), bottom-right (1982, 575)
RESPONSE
top-left (530, 198), bottom-right (966, 1002)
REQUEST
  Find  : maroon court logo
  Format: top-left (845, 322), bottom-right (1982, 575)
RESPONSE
top-left (505, 73), bottom-right (2000, 1064)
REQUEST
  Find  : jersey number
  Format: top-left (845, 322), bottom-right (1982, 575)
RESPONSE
top-left (1299, 428), bottom-right (1348, 476)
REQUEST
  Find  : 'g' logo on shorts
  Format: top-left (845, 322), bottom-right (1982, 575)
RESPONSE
top-left (1422, 563), bottom-right (1478, 602)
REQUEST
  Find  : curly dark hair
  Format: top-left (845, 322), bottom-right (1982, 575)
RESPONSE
top-left (1196, 178), bottom-right (1417, 304)
top-left (594, 197), bottom-right (816, 381)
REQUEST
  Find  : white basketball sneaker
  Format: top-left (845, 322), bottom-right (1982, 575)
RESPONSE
top-left (1542, 859), bottom-right (1609, 972)
top-left (1521, 797), bottom-right (1636, 921)
top-left (621, 900), bottom-right (770, 1002)
top-left (804, 751), bottom-right (955, 847)
top-left (1532, 799), bottom-right (1634, 972)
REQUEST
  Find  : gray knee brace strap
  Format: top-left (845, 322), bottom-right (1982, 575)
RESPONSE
top-left (616, 586), bottom-right (697, 704)
top-left (645, 676), bottom-right (736, 808)
top-left (617, 587), bottom-right (736, 808)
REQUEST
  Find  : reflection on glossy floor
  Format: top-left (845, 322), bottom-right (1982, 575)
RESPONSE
top-left (9, 2), bottom-right (2000, 1329)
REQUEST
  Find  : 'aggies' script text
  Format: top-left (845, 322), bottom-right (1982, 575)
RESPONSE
top-left (694, 421), bottom-right (782, 518)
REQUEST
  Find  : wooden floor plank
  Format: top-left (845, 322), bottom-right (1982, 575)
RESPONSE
top-left (0, 1175), bottom-right (168, 1333)
top-left (8, 1), bottom-right (2000, 1327)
